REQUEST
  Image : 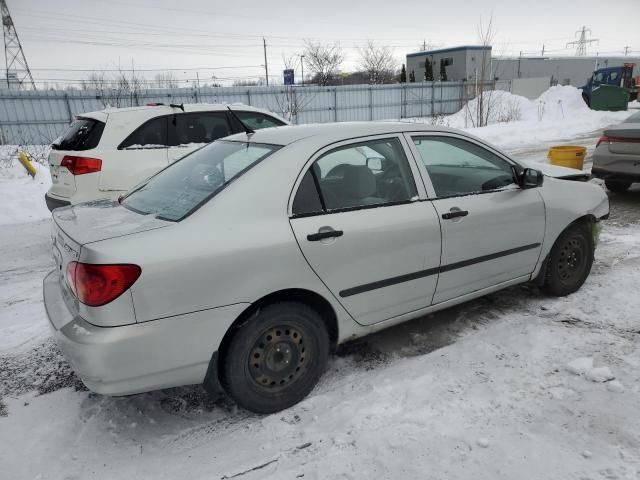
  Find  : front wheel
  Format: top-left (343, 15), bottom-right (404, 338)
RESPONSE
top-left (543, 223), bottom-right (594, 296)
top-left (220, 302), bottom-right (329, 414)
top-left (605, 180), bottom-right (631, 193)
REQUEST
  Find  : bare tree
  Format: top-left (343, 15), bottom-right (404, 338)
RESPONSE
top-left (154, 72), bottom-right (179, 88)
top-left (303, 40), bottom-right (344, 86)
top-left (463, 15), bottom-right (498, 127)
top-left (81, 67), bottom-right (146, 108)
top-left (273, 86), bottom-right (315, 123)
top-left (358, 40), bottom-right (397, 84)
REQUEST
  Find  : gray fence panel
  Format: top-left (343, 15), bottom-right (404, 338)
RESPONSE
top-left (0, 81), bottom-right (494, 144)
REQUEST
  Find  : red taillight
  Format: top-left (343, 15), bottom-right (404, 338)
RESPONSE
top-left (65, 262), bottom-right (141, 307)
top-left (60, 155), bottom-right (102, 175)
top-left (596, 135), bottom-right (640, 148)
top-left (596, 135), bottom-right (610, 148)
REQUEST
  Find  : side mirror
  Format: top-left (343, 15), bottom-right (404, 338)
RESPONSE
top-left (519, 168), bottom-right (544, 189)
top-left (366, 156), bottom-right (384, 172)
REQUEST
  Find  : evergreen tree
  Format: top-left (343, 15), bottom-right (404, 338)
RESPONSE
top-left (425, 59), bottom-right (434, 81)
top-left (409, 70), bottom-right (416, 82)
top-left (440, 59), bottom-right (448, 81)
top-left (400, 64), bottom-right (407, 83)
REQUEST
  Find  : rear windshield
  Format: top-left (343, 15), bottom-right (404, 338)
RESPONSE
top-left (52, 117), bottom-right (105, 151)
top-left (121, 141), bottom-right (281, 221)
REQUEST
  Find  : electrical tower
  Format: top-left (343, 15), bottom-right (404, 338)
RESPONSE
top-left (566, 26), bottom-right (598, 56)
top-left (1, 0), bottom-right (35, 90)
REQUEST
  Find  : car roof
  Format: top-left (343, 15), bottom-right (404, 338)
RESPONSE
top-left (223, 121), bottom-right (464, 147)
top-left (78, 103), bottom-right (283, 122)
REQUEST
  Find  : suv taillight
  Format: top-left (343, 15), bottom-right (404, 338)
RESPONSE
top-left (596, 135), bottom-right (610, 148)
top-left (66, 262), bottom-right (141, 307)
top-left (60, 155), bottom-right (102, 175)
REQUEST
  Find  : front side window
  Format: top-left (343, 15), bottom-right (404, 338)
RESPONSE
top-left (171, 112), bottom-right (231, 146)
top-left (413, 136), bottom-right (515, 197)
top-left (122, 141), bottom-right (280, 221)
top-left (119, 117), bottom-right (168, 149)
top-left (293, 137), bottom-right (417, 214)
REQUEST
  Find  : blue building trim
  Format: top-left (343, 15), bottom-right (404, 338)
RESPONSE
top-left (407, 46), bottom-right (490, 58)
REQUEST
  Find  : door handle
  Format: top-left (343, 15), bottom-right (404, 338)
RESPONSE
top-left (307, 229), bottom-right (344, 241)
top-left (442, 210), bottom-right (469, 220)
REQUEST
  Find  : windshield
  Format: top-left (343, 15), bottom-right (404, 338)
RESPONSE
top-left (121, 141), bottom-right (281, 221)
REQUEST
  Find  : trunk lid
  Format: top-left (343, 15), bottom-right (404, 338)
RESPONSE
top-left (604, 125), bottom-right (640, 155)
top-left (52, 200), bottom-right (171, 246)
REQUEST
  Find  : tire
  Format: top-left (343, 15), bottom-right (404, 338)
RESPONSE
top-left (605, 180), bottom-right (631, 193)
top-left (220, 302), bottom-right (329, 414)
top-left (543, 222), bottom-right (594, 296)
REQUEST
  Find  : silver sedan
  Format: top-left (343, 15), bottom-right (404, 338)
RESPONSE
top-left (44, 122), bottom-right (609, 413)
top-left (592, 111), bottom-right (640, 192)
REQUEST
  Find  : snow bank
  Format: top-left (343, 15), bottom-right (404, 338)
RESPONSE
top-left (0, 147), bottom-right (52, 226)
top-left (416, 86), bottom-right (635, 151)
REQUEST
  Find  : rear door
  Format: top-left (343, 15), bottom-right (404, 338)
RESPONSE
top-left (167, 112), bottom-right (232, 163)
top-left (407, 133), bottom-right (545, 304)
top-left (289, 135), bottom-right (442, 326)
top-left (99, 115), bottom-right (169, 192)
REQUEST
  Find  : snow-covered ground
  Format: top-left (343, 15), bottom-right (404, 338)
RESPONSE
top-left (1, 87), bottom-right (639, 479)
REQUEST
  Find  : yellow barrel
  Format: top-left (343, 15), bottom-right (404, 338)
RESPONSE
top-left (547, 146), bottom-right (587, 170)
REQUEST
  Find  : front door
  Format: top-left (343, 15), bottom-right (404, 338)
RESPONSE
top-left (289, 136), bottom-right (442, 326)
top-left (407, 133), bottom-right (545, 304)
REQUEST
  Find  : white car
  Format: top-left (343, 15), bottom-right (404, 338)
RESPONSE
top-left (44, 103), bottom-right (288, 210)
top-left (44, 122), bottom-right (608, 413)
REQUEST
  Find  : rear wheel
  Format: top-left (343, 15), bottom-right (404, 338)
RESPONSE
top-left (605, 180), bottom-right (631, 193)
top-left (220, 302), bottom-right (329, 414)
top-left (543, 223), bottom-right (594, 296)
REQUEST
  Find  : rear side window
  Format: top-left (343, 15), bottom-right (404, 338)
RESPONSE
top-left (122, 141), bottom-right (281, 221)
top-left (171, 112), bottom-right (231, 146)
top-left (292, 169), bottom-right (323, 216)
top-left (52, 118), bottom-right (105, 151)
top-left (119, 117), bottom-right (168, 149)
top-left (232, 111), bottom-right (285, 130)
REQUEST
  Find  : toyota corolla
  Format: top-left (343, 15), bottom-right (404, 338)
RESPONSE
top-left (43, 122), bottom-right (609, 413)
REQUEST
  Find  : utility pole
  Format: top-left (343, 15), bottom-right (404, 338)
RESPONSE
top-left (1, 0), bottom-right (35, 90)
top-left (263, 37), bottom-right (269, 86)
top-left (623, 46), bottom-right (630, 56)
top-left (517, 51), bottom-right (522, 78)
top-left (299, 54), bottom-right (304, 86)
top-left (566, 26), bottom-right (598, 56)
top-left (541, 44), bottom-right (545, 56)
top-left (422, 40), bottom-right (427, 51)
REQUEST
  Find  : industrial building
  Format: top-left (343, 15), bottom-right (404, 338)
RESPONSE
top-left (406, 46), bottom-right (492, 82)
top-left (407, 46), bottom-right (640, 89)
top-left (492, 56), bottom-right (640, 87)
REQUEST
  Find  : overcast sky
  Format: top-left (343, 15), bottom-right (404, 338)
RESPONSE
top-left (11, 0), bottom-right (640, 87)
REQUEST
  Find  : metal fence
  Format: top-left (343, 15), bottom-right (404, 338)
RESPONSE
top-left (0, 81), bottom-right (494, 145)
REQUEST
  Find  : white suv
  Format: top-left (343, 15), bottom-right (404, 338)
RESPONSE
top-left (45, 103), bottom-right (288, 210)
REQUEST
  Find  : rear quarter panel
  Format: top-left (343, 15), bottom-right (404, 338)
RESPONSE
top-left (84, 142), bottom-right (356, 339)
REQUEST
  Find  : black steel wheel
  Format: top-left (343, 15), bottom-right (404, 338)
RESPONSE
top-left (220, 302), bottom-right (329, 414)
top-left (543, 222), bottom-right (594, 296)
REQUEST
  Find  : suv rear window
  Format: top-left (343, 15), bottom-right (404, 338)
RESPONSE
top-left (52, 118), bottom-right (105, 151)
top-left (121, 141), bottom-right (281, 221)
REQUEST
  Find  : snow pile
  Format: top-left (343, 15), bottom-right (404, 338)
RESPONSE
top-left (444, 86), bottom-right (635, 150)
top-left (0, 147), bottom-right (52, 226)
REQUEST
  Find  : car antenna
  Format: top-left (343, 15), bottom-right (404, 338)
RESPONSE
top-left (227, 106), bottom-right (254, 135)
top-left (169, 103), bottom-right (185, 112)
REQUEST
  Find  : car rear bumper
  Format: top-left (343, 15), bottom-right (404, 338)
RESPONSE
top-left (43, 269), bottom-right (248, 396)
top-left (591, 167), bottom-right (640, 183)
top-left (45, 193), bottom-right (71, 212)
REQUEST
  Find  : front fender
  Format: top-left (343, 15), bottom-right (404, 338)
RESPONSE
top-left (534, 178), bottom-right (608, 275)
